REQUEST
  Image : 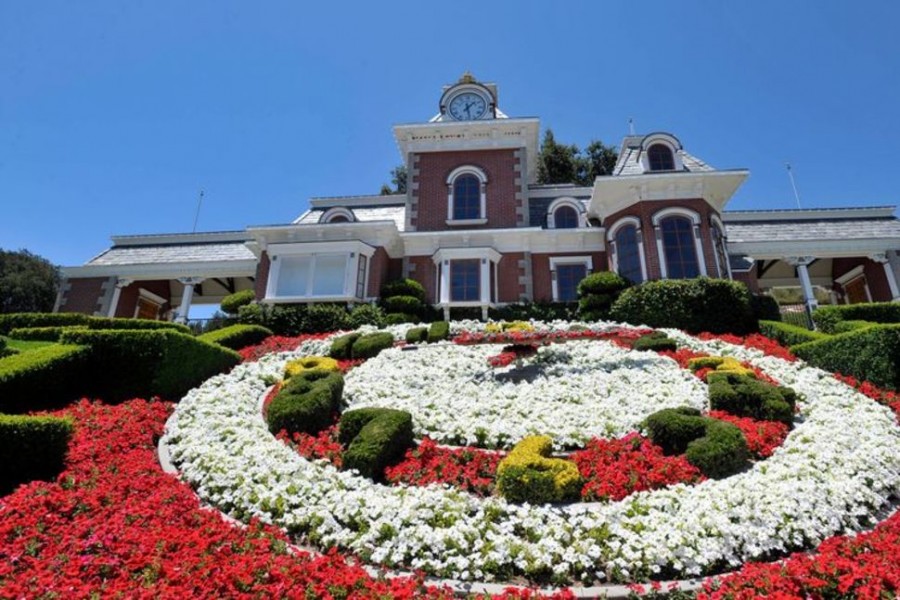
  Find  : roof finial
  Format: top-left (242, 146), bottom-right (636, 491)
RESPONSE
top-left (628, 117), bottom-right (635, 135)
top-left (459, 70), bottom-right (476, 84)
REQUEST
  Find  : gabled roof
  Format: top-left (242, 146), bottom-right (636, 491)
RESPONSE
top-left (613, 133), bottom-right (714, 176)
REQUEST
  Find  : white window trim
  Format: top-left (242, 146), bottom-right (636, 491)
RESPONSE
top-left (652, 207), bottom-right (707, 278)
top-left (640, 133), bottom-right (684, 173)
top-left (432, 247), bottom-right (501, 306)
top-left (710, 214), bottom-right (732, 279)
top-left (836, 265), bottom-right (873, 303)
top-left (549, 256), bottom-right (593, 302)
top-left (606, 216), bottom-right (647, 282)
top-left (546, 197), bottom-right (586, 229)
top-left (446, 165), bottom-right (488, 225)
top-left (264, 241), bottom-right (375, 302)
top-left (132, 287), bottom-right (167, 319)
top-left (319, 207), bottom-right (356, 224)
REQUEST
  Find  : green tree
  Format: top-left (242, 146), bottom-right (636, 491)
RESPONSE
top-left (583, 140), bottom-right (618, 179)
top-left (538, 131), bottom-right (619, 186)
top-left (380, 165), bottom-right (408, 195)
top-left (0, 249), bottom-right (60, 313)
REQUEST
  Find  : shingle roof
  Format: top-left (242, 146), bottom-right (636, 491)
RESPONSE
top-left (724, 217), bottom-right (900, 244)
top-left (612, 134), bottom-right (713, 176)
top-left (295, 205), bottom-right (407, 231)
top-left (88, 242), bottom-right (256, 266)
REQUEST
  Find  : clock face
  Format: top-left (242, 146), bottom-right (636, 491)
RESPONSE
top-left (448, 92), bottom-right (488, 121)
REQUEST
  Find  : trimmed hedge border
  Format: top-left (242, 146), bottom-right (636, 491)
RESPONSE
top-left (267, 370), bottom-right (344, 437)
top-left (197, 324), bottom-right (273, 350)
top-left (0, 344), bottom-right (91, 413)
top-left (0, 313), bottom-right (190, 336)
top-left (8, 325), bottom-right (89, 342)
top-left (0, 414), bottom-right (73, 494)
top-left (339, 407), bottom-right (414, 481)
top-left (758, 320), bottom-right (827, 347)
top-left (812, 302), bottom-right (900, 334)
top-left (792, 324), bottom-right (900, 390)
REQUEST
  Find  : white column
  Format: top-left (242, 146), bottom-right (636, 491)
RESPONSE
top-left (654, 226), bottom-right (667, 279)
top-left (175, 277), bottom-right (204, 323)
top-left (787, 257), bottom-right (818, 313)
top-left (107, 278), bottom-right (133, 318)
top-left (479, 259), bottom-right (491, 304)
top-left (870, 253), bottom-right (900, 301)
top-left (438, 261), bottom-right (450, 304)
top-left (693, 225), bottom-right (708, 277)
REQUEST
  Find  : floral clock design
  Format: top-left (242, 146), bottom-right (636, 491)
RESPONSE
top-left (163, 322), bottom-right (900, 586)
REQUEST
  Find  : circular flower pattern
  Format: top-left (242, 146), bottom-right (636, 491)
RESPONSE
top-left (163, 322), bottom-right (900, 585)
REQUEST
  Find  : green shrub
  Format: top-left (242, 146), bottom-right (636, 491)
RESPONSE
top-left (220, 290), bottom-right (256, 315)
top-left (84, 317), bottom-right (191, 334)
top-left (380, 278), bottom-right (426, 303)
top-left (237, 303), bottom-right (265, 327)
top-left (267, 370), bottom-right (344, 436)
top-left (59, 329), bottom-right (240, 401)
top-left (351, 332), bottom-right (395, 359)
top-left (8, 326), bottom-right (88, 342)
top-left (495, 435), bottom-right (582, 504)
top-left (813, 302), bottom-right (900, 334)
top-left (339, 407), bottom-right (414, 480)
top-left (610, 278), bottom-right (757, 334)
top-left (0, 414), bottom-right (73, 494)
top-left (427, 321), bottom-right (450, 343)
top-left (405, 327), bottom-right (428, 344)
top-left (758, 320), bottom-right (827, 347)
top-left (577, 272), bottom-right (631, 321)
top-left (329, 333), bottom-right (361, 360)
top-left (384, 313), bottom-right (419, 325)
top-left (831, 320), bottom-right (877, 334)
top-left (0, 344), bottom-right (91, 413)
top-left (644, 407), bottom-right (749, 479)
top-left (382, 295), bottom-right (424, 316)
top-left (751, 294), bottom-right (782, 322)
top-left (198, 324), bottom-right (273, 350)
top-left (792, 324), bottom-right (900, 390)
top-left (348, 304), bottom-right (385, 329)
top-left (707, 372), bottom-right (797, 425)
top-left (496, 464), bottom-right (559, 505)
top-left (0, 312), bottom-right (89, 335)
top-left (238, 303), bottom-right (350, 336)
top-left (305, 304), bottom-right (351, 333)
top-left (632, 333), bottom-right (678, 352)
top-left (488, 301), bottom-right (578, 323)
top-left (448, 307), bottom-right (484, 321)
top-left (684, 420), bottom-right (750, 479)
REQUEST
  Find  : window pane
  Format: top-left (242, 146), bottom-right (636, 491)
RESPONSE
top-left (615, 226), bottom-right (644, 283)
top-left (312, 255), bottom-right (347, 296)
top-left (648, 144), bottom-right (675, 171)
top-left (556, 264), bottom-right (587, 302)
top-left (453, 175), bottom-right (481, 220)
top-left (553, 206), bottom-right (579, 229)
top-left (661, 217), bottom-right (700, 279)
top-left (356, 255), bottom-right (367, 298)
top-left (712, 226), bottom-right (729, 278)
top-left (451, 259), bottom-right (480, 301)
top-left (276, 256), bottom-right (312, 296)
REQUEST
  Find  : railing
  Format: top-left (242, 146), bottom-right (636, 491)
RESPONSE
top-left (778, 303), bottom-right (814, 329)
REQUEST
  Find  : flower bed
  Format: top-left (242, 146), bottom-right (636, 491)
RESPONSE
top-left (164, 321), bottom-right (900, 585)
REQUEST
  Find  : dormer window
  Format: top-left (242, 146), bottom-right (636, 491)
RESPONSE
top-left (546, 198), bottom-right (584, 229)
top-left (446, 166), bottom-right (488, 225)
top-left (647, 144), bottom-right (675, 171)
top-left (319, 207), bottom-right (355, 224)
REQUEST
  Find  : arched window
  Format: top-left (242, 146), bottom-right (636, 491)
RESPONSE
top-left (553, 205), bottom-right (579, 229)
top-left (615, 225), bottom-right (644, 283)
top-left (647, 144), bottom-right (675, 171)
top-left (319, 207), bottom-right (355, 224)
top-left (329, 215), bottom-right (350, 223)
top-left (453, 175), bottom-right (481, 220)
top-left (660, 216), bottom-right (700, 278)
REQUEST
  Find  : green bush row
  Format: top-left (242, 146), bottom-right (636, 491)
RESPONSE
top-left (644, 407), bottom-right (750, 479)
top-left (329, 331), bottom-right (395, 360)
top-left (197, 324), bottom-right (273, 350)
top-left (266, 370), bottom-right (344, 436)
top-left (0, 313), bottom-right (190, 336)
top-left (339, 407), bottom-right (414, 480)
top-left (7, 326), bottom-right (88, 342)
top-left (812, 302), bottom-right (900, 334)
top-left (220, 289), bottom-right (256, 315)
top-left (577, 272), bottom-right (632, 321)
top-left (488, 302), bottom-right (578, 323)
top-left (0, 414), bottom-right (73, 495)
top-left (793, 324), bottom-right (900, 390)
top-left (758, 320), bottom-right (827, 347)
top-left (707, 372), bottom-right (797, 425)
top-left (238, 302), bottom-right (386, 335)
top-left (0, 344), bottom-right (91, 413)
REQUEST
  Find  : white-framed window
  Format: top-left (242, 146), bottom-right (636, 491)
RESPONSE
top-left (549, 256), bottom-right (592, 302)
top-left (433, 247), bottom-right (500, 305)
top-left (546, 197), bottom-right (585, 229)
top-left (133, 288), bottom-right (167, 320)
top-left (835, 265), bottom-right (873, 304)
top-left (640, 133), bottom-right (684, 173)
top-left (265, 241), bottom-right (374, 302)
top-left (710, 215), bottom-right (732, 279)
top-left (652, 207), bottom-right (707, 279)
top-left (607, 216), bottom-right (647, 283)
top-left (318, 207), bottom-right (355, 224)
top-left (446, 165), bottom-right (488, 225)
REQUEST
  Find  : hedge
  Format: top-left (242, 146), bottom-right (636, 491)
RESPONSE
top-left (707, 372), bottom-right (797, 425)
top-left (381, 295), bottom-right (424, 316)
top-left (339, 407), bottom-right (414, 480)
top-left (197, 324), bottom-right (273, 350)
top-left (577, 272), bottom-right (631, 321)
top-left (758, 320), bottom-right (827, 347)
top-left (0, 313), bottom-right (191, 336)
top-left (351, 332), bottom-right (395, 359)
top-left (238, 303), bottom-right (350, 336)
top-left (610, 278), bottom-right (757, 334)
top-left (329, 333), bottom-right (361, 360)
top-left (405, 327), bottom-right (428, 344)
top-left (0, 344), bottom-right (91, 413)
top-left (812, 302), bottom-right (900, 334)
top-left (348, 304), bottom-right (385, 329)
top-left (427, 321), bottom-right (450, 343)
top-left (0, 414), bottom-right (73, 494)
top-left (220, 290), bottom-right (256, 315)
top-left (496, 435), bottom-right (582, 504)
top-left (488, 301), bottom-right (578, 323)
top-left (7, 326), bottom-right (88, 342)
top-left (632, 332), bottom-right (678, 352)
top-left (59, 329), bottom-right (241, 401)
top-left (267, 370), bottom-right (344, 436)
top-left (792, 324), bottom-right (900, 390)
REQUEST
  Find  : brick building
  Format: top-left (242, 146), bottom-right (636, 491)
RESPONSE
top-left (59, 74), bottom-right (900, 321)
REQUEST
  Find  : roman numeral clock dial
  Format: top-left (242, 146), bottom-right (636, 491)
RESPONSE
top-left (448, 92), bottom-right (487, 121)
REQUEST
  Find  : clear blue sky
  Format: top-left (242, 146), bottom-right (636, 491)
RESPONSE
top-left (2, 1), bottom-right (899, 269)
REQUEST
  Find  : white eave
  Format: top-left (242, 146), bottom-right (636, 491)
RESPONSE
top-left (61, 259), bottom-right (258, 280)
top-left (109, 230), bottom-right (251, 246)
top-left (727, 237), bottom-right (900, 260)
top-left (589, 170), bottom-right (749, 219)
top-left (307, 194), bottom-right (406, 209)
top-left (247, 221), bottom-right (404, 257)
top-left (400, 226), bottom-right (605, 256)
top-left (724, 205), bottom-right (897, 222)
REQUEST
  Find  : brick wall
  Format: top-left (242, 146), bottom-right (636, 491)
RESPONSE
top-left (531, 252), bottom-right (607, 302)
top-left (366, 248), bottom-right (390, 299)
top-left (732, 266), bottom-right (759, 293)
top-left (412, 149), bottom-right (520, 231)
top-left (115, 280), bottom-right (171, 318)
top-left (59, 277), bottom-right (106, 315)
top-left (407, 256), bottom-right (437, 303)
top-left (832, 257), bottom-right (892, 302)
top-left (496, 252), bottom-right (525, 302)
top-left (254, 252), bottom-right (270, 300)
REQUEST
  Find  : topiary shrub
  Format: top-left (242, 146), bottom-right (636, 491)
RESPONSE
top-left (643, 407), bottom-right (707, 455)
top-left (792, 324), bottom-right (900, 390)
top-left (267, 370), bottom-right (344, 437)
top-left (197, 324), bottom-right (273, 350)
top-left (0, 414), bottom-right (73, 495)
top-left (0, 345), bottom-right (91, 413)
top-left (384, 313), bottom-right (420, 325)
top-left (496, 435), bottom-right (582, 504)
top-left (427, 321), bottom-right (450, 343)
top-left (577, 272), bottom-right (631, 321)
top-left (220, 290), bottom-right (256, 315)
top-left (380, 279), bottom-right (426, 303)
top-left (348, 304), bottom-right (385, 329)
top-left (382, 295), bottom-right (424, 317)
top-left (405, 327), bottom-right (428, 344)
top-left (632, 332), bottom-right (678, 352)
top-left (8, 325), bottom-right (89, 342)
top-left (758, 320), bottom-right (827, 347)
top-left (812, 302), bottom-right (900, 334)
top-left (751, 294), bottom-right (782, 322)
top-left (707, 372), bottom-right (797, 425)
top-left (339, 407), bottom-right (414, 480)
top-left (610, 278), bottom-right (757, 334)
top-left (329, 333), bottom-right (361, 360)
top-left (283, 356), bottom-right (340, 379)
top-left (351, 332), bottom-right (395, 359)
top-left (0, 312), bottom-right (89, 335)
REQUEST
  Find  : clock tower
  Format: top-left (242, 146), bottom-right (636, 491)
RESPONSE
top-left (437, 71), bottom-right (498, 121)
